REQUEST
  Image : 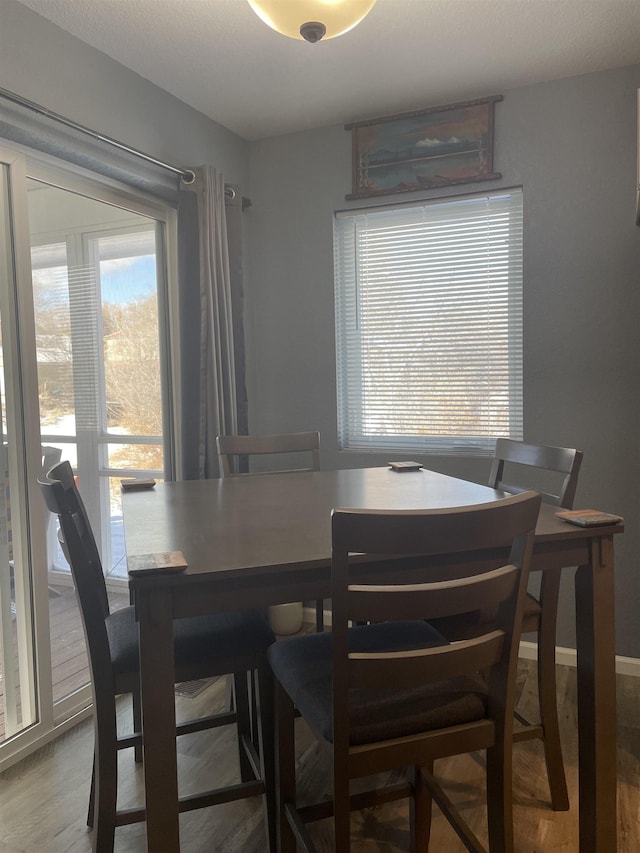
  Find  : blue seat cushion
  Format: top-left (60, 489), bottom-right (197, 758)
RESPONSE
top-left (431, 591), bottom-right (541, 640)
top-left (106, 605), bottom-right (275, 678)
top-left (268, 621), bottom-right (487, 745)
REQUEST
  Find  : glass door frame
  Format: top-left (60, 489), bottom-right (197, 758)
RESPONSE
top-left (0, 143), bottom-right (179, 772)
top-left (0, 143), bottom-right (53, 767)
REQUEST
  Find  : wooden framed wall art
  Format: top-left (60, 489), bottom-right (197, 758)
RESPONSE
top-left (346, 95), bottom-right (502, 200)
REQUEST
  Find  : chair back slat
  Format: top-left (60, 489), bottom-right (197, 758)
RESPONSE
top-left (332, 491), bottom-right (540, 558)
top-left (347, 564), bottom-right (519, 624)
top-left (348, 630), bottom-right (505, 690)
top-left (489, 438), bottom-right (582, 508)
top-left (216, 431), bottom-right (320, 477)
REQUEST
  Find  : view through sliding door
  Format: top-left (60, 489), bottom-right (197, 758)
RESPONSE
top-left (0, 148), bottom-right (176, 769)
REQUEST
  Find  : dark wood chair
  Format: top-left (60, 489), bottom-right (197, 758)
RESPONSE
top-left (38, 460), bottom-right (277, 853)
top-left (216, 431), bottom-right (320, 477)
top-left (217, 431), bottom-right (324, 631)
top-left (268, 491), bottom-right (541, 852)
top-left (433, 440), bottom-right (582, 811)
top-left (489, 438), bottom-right (583, 811)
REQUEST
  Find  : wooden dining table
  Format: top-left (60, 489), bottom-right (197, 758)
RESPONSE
top-left (122, 466), bottom-right (622, 853)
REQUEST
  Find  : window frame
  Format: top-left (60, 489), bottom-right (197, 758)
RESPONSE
top-left (334, 188), bottom-right (524, 457)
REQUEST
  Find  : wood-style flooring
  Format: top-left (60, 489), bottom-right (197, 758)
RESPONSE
top-left (0, 655), bottom-right (638, 852)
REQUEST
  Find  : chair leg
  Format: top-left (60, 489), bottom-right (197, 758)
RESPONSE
top-left (87, 748), bottom-right (96, 828)
top-left (232, 669), bottom-right (260, 752)
top-left (333, 749), bottom-right (351, 851)
top-left (316, 598), bottom-right (325, 632)
top-left (537, 570), bottom-right (570, 811)
top-left (250, 670), bottom-right (261, 752)
top-left (132, 689), bottom-right (143, 763)
top-left (257, 663), bottom-right (277, 853)
top-left (275, 681), bottom-right (297, 853)
top-left (92, 718), bottom-right (119, 853)
top-left (224, 673), bottom-right (235, 712)
top-left (233, 671), bottom-right (254, 783)
top-left (486, 737), bottom-right (514, 853)
top-left (410, 764), bottom-right (432, 852)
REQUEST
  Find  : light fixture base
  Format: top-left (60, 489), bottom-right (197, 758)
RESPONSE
top-left (247, 1), bottom-right (376, 42)
top-left (300, 21), bottom-right (326, 43)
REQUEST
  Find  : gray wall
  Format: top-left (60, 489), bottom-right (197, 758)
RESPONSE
top-left (0, 0), bottom-right (249, 193)
top-left (246, 65), bottom-right (640, 657)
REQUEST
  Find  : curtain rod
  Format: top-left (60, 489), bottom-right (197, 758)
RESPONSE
top-left (0, 85), bottom-right (199, 184)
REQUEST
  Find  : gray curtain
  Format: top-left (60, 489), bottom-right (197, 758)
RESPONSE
top-left (178, 166), bottom-right (242, 479)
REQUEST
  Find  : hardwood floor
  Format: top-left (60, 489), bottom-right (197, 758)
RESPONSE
top-left (0, 658), bottom-right (638, 852)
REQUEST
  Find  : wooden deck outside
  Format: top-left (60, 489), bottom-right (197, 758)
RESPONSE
top-left (0, 582), bottom-right (129, 741)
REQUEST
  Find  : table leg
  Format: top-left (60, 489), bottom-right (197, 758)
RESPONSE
top-left (138, 587), bottom-right (180, 851)
top-left (574, 535), bottom-right (617, 853)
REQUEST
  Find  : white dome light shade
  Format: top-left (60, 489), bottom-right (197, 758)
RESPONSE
top-left (247, 0), bottom-right (377, 43)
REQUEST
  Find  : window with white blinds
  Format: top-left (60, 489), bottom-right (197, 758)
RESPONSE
top-left (334, 190), bottom-right (523, 455)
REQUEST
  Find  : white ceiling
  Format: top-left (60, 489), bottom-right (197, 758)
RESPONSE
top-left (16, 0), bottom-right (640, 141)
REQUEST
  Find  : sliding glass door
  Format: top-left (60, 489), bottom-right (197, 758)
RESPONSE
top-left (0, 147), bottom-right (42, 752)
top-left (0, 147), bottom-right (176, 768)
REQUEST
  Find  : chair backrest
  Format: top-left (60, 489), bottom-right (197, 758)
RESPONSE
top-left (489, 438), bottom-right (583, 509)
top-left (40, 445), bottom-right (62, 474)
top-left (38, 461), bottom-right (113, 697)
top-left (40, 446), bottom-right (63, 554)
top-left (216, 431), bottom-right (320, 478)
top-left (330, 491), bottom-right (541, 752)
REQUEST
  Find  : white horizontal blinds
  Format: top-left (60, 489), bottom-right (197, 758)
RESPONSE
top-left (334, 191), bottom-right (523, 455)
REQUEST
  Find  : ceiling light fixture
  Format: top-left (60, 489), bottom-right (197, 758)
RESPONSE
top-left (247, 0), bottom-right (376, 44)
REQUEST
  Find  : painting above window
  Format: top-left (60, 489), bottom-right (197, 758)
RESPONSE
top-left (346, 95), bottom-right (502, 200)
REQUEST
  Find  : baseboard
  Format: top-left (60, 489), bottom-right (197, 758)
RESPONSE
top-left (519, 641), bottom-right (640, 676)
top-left (305, 608), bottom-right (640, 677)
top-left (0, 705), bottom-right (92, 775)
top-left (518, 639), bottom-right (566, 663)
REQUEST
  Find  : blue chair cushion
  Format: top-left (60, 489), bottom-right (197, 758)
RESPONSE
top-left (431, 591), bottom-right (541, 640)
top-left (268, 621), bottom-right (488, 745)
top-left (106, 605), bottom-right (275, 678)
